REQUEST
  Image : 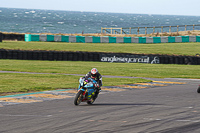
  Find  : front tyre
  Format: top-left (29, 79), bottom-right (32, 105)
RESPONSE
top-left (197, 86), bottom-right (200, 93)
top-left (74, 90), bottom-right (83, 105)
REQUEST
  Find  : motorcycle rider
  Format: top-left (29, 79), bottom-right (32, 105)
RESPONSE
top-left (84, 68), bottom-right (102, 98)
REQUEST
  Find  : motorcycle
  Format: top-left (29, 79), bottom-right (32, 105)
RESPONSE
top-left (74, 77), bottom-right (99, 105)
top-left (197, 85), bottom-right (200, 93)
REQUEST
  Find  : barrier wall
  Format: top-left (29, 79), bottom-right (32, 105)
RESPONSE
top-left (0, 49), bottom-right (200, 65)
top-left (3, 34), bottom-right (24, 41)
top-left (25, 34), bottom-right (200, 43)
top-left (0, 33), bottom-right (2, 42)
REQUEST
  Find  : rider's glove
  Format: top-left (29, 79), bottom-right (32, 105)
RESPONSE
top-left (95, 83), bottom-right (99, 88)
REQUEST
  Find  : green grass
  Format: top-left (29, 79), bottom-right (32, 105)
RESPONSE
top-left (1, 59), bottom-right (200, 79)
top-left (0, 41), bottom-right (200, 56)
top-left (0, 41), bottom-right (200, 94)
top-left (1, 59), bottom-right (200, 94)
top-left (0, 72), bottom-right (149, 95)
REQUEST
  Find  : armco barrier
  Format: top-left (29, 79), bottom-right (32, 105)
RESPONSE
top-left (0, 49), bottom-right (200, 65)
top-left (25, 34), bottom-right (200, 43)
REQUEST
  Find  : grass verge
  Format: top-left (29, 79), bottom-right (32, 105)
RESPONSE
top-left (0, 41), bottom-right (200, 56)
top-left (0, 73), bottom-right (150, 95)
top-left (1, 60), bottom-right (200, 79)
top-left (0, 59), bottom-right (200, 95)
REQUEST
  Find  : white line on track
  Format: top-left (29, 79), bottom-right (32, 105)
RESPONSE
top-left (165, 78), bottom-right (200, 81)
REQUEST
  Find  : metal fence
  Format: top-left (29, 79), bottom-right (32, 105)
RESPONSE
top-left (101, 24), bottom-right (200, 35)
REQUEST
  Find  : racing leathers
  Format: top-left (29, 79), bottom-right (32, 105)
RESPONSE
top-left (84, 71), bottom-right (102, 90)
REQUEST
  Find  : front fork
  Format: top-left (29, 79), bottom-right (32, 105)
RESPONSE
top-left (78, 87), bottom-right (87, 99)
top-left (78, 85), bottom-right (96, 100)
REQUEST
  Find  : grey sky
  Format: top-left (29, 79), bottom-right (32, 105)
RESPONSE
top-left (0, 0), bottom-right (200, 16)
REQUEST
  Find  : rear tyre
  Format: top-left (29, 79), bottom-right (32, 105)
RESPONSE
top-left (197, 86), bottom-right (200, 93)
top-left (87, 97), bottom-right (95, 105)
top-left (74, 90), bottom-right (83, 105)
top-left (87, 92), bottom-right (98, 105)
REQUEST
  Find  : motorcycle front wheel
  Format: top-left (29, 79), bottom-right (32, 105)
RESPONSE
top-left (197, 86), bottom-right (200, 93)
top-left (74, 90), bottom-right (83, 105)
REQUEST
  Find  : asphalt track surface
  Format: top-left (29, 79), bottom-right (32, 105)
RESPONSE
top-left (0, 73), bottom-right (200, 132)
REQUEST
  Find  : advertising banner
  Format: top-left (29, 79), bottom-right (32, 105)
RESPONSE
top-left (100, 54), bottom-right (160, 64)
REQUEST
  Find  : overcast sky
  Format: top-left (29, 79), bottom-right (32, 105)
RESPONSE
top-left (1, 0), bottom-right (200, 16)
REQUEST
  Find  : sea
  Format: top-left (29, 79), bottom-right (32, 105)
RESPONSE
top-left (1, 7), bottom-right (200, 34)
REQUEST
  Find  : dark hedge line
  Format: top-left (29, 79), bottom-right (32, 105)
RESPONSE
top-left (0, 49), bottom-right (200, 65)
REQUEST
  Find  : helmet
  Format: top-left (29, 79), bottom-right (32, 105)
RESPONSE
top-left (91, 68), bottom-right (98, 78)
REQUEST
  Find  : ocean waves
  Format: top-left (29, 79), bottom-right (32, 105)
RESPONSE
top-left (0, 7), bottom-right (200, 34)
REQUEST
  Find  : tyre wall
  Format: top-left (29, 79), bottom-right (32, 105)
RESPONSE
top-left (0, 33), bottom-right (2, 42)
top-left (0, 49), bottom-right (200, 65)
top-left (3, 33), bottom-right (24, 41)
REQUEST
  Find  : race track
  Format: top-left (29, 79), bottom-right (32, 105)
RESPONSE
top-left (0, 78), bottom-right (200, 133)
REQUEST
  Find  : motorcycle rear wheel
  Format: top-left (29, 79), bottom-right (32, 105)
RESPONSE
top-left (87, 93), bottom-right (98, 105)
top-left (197, 86), bottom-right (200, 93)
top-left (74, 90), bottom-right (83, 105)
top-left (87, 98), bottom-right (95, 105)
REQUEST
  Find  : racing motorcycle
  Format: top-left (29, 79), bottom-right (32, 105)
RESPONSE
top-left (74, 77), bottom-right (99, 105)
top-left (197, 85), bottom-right (200, 93)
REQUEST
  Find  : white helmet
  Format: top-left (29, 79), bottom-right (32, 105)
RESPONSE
top-left (91, 68), bottom-right (98, 78)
